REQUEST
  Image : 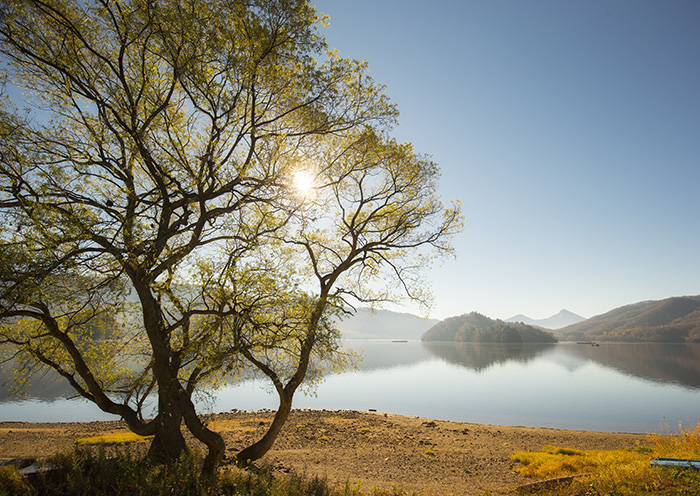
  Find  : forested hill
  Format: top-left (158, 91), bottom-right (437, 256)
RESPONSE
top-left (557, 296), bottom-right (700, 343)
top-left (421, 312), bottom-right (557, 343)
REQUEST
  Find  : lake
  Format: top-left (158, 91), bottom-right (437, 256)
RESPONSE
top-left (2, 341), bottom-right (699, 434)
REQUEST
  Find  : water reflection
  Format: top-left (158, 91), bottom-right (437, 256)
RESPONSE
top-left (422, 341), bottom-right (555, 372)
top-left (565, 343), bottom-right (700, 389)
top-left (3, 341), bottom-right (700, 428)
top-left (0, 361), bottom-right (76, 402)
top-left (420, 341), bottom-right (700, 390)
top-left (346, 340), bottom-right (433, 371)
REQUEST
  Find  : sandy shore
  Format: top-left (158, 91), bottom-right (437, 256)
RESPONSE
top-left (0, 409), bottom-right (651, 495)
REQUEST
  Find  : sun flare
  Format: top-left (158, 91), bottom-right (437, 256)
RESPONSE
top-left (292, 170), bottom-right (315, 196)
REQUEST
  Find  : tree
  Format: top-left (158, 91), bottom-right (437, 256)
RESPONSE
top-left (0, 0), bottom-right (394, 473)
top-left (219, 128), bottom-right (463, 466)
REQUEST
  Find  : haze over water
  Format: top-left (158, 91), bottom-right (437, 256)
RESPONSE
top-left (2, 341), bottom-right (699, 433)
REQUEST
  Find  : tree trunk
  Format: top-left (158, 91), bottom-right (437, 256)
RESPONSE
top-left (132, 279), bottom-right (189, 465)
top-left (147, 399), bottom-right (187, 465)
top-left (234, 300), bottom-right (325, 468)
top-left (177, 388), bottom-right (226, 476)
top-left (234, 392), bottom-right (293, 468)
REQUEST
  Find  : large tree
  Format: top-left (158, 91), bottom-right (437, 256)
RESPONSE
top-left (0, 0), bottom-right (394, 473)
top-left (218, 128), bottom-right (463, 466)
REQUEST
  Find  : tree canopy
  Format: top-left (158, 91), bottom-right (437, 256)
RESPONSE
top-left (0, 0), bottom-right (462, 472)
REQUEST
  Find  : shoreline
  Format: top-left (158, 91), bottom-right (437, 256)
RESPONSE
top-left (0, 409), bottom-right (651, 496)
top-left (0, 403), bottom-right (659, 435)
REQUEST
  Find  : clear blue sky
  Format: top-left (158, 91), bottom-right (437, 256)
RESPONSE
top-left (315, 0), bottom-right (700, 320)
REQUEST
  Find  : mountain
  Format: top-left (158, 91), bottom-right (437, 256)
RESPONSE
top-left (336, 308), bottom-right (439, 340)
top-left (557, 296), bottom-right (700, 343)
top-left (422, 312), bottom-right (557, 343)
top-left (506, 309), bottom-right (585, 329)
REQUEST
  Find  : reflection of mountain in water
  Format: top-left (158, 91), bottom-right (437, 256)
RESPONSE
top-left (6, 342), bottom-right (700, 405)
top-left (0, 341), bottom-right (434, 404)
top-left (565, 343), bottom-right (700, 389)
top-left (421, 341), bottom-right (700, 389)
top-left (422, 341), bottom-right (555, 372)
top-left (345, 340), bottom-right (433, 372)
top-left (540, 346), bottom-right (590, 373)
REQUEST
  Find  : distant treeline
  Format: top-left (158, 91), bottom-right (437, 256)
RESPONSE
top-left (422, 312), bottom-right (557, 343)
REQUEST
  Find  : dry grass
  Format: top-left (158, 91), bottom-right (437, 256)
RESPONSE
top-left (510, 420), bottom-right (700, 495)
top-left (511, 445), bottom-right (647, 480)
top-left (649, 419), bottom-right (700, 459)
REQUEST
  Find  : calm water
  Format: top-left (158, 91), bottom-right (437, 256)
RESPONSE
top-left (2, 341), bottom-right (699, 433)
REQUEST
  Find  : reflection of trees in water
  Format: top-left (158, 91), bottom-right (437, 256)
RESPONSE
top-left (422, 341), bottom-right (700, 388)
top-left (0, 361), bottom-right (76, 401)
top-left (7, 342), bottom-right (700, 404)
top-left (566, 343), bottom-right (700, 389)
top-left (0, 341), bottom-right (434, 404)
top-left (422, 341), bottom-right (555, 372)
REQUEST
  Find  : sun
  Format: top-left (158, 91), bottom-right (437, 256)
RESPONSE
top-left (292, 170), bottom-right (315, 196)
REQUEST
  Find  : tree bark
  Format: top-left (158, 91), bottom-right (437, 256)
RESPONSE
top-left (234, 298), bottom-right (326, 468)
top-left (233, 392), bottom-right (293, 468)
top-left (148, 404), bottom-right (187, 464)
top-left (177, 388), bottom-right (226, 475)
top-left (133, 277), bottom-right (189, 465)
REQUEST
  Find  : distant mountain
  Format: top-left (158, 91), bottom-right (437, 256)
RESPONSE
top-left (557, 296), bottom-right (700, 343)
top-left (336, 308), bottom-right (439, 340)
top-left (506, 309), bottom-right (585, 329)
top-left (422, 312), bottom-right (557, 343)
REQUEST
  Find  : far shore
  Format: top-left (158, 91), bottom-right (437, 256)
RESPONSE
top-left (0, 409), bottom-right (651, 496)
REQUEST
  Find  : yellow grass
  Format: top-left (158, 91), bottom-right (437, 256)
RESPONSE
top-left (511, 445), bottom-right (647, 479)
top-left (511, 421), bottom-right (700, 495)
top-left (75, 432), bottom-right (154, 446)
top-left (649, 419), bottom-right (700, 459)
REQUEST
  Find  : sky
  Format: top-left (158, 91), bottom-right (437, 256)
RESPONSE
top-left (314, 0), bottom-right (700, 321)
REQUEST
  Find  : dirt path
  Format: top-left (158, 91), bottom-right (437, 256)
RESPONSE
top-left (0, 409), bottom-right (650, 495)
